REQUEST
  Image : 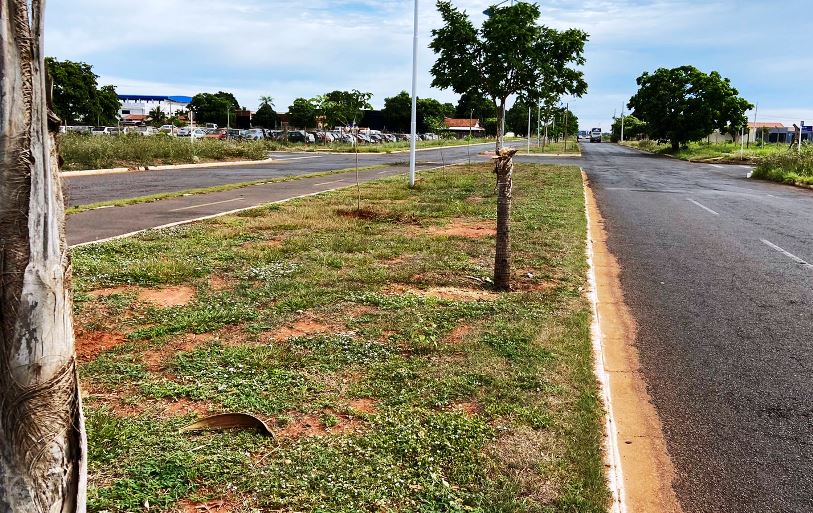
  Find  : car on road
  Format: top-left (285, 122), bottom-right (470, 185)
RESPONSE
top-left (590, 128), bottom-right (602, 143)
top-left (577, 130), bottom-right (589, 142)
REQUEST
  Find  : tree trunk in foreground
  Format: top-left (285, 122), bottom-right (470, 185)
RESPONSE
top-left (0, 1), bottom-right (87, 512)
top-left (493, 147), bottom-right (517, 291)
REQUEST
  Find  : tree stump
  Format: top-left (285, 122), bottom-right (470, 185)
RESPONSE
top-left (493, 147), bottom-right (518, 291)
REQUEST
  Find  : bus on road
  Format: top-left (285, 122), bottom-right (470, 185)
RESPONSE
top-left (590, 128), bottom-right (602, 143)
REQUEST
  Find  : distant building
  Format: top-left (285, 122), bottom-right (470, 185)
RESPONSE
top-left (117, 94), bottom-right (192, 124)
top-left (443, 117), bottom-right (485, 139)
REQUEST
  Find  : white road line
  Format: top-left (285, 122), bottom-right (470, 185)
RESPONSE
top-left (760, 239), bottom-right (813, 270)
top-left (377, 170), bottom-right (389, 175)
top-left (687, 198), bottom-right (720, 216)
top-left (709, 164), bottom-right (724, 169)
top-left (169, 197), bottom-right (243, 212)
top-left (272, 155), bottom-right (324, 161)
top-left (313, 179), bottom-right (345, 186)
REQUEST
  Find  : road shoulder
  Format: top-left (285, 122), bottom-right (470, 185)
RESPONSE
top-left (583, 170), bottom-right (684, 513)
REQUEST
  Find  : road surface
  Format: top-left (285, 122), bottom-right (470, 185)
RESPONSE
top-left (64, 143), bottom-right (502, 207)
top-left (582, 143), bottom-right (813, 513)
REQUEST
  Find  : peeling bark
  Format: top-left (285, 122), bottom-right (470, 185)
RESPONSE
top-left (0, 1), bottom-right (87, 512)
top-left (493, 147), bottom-right (517, 292)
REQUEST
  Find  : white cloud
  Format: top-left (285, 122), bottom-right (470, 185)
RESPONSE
top-left (45, 0), bottom-right (810, 124)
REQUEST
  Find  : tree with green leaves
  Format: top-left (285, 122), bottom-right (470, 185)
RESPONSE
top-left (288, 98), bottom-right (317, 129)
top-left (610, 114), bottom-right (647, 142)
top-left (188, 91), bottom-right (240, 127)
top-left (253, 96), bottom-right (278, 128)
top-left (46, 57), bottom-right (119, 125)
top-left (430, 0), bottom-right (587, 151)
top-left (627, 66), bottom-right (752, 151)
top-left (417, 97), bottom-right (455, 133)
top-left (382, 91), bottom-right (412, 133)
top-left (318, 90), bottom-right (372, 128)
top-left (2, 2), bottom-right (86, 510)
top-left (430, 0), bottom-right (587, 291)
top-left (149, 106), bottom-right (167, 127)
top-left (455, 91), bottom-right (496, 122)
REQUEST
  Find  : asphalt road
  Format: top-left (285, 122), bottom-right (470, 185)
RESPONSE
top-left (63, 143), bottom-right (501, 207)
top-left (582, 143), bottom-right (813, 512)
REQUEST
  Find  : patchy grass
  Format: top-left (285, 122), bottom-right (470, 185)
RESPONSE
top-left (751, 144), bottom-right (813, 186)
top-left (65, 164), bottom-right (391, 214)
top-left (523, 140), bottom-right (581, 155)
top-left (59, 133), bottom-right (496, 171)
top-left (73, 161), bottom-right (609, 512)
top-left (621, 139), bottom-right (791, 164)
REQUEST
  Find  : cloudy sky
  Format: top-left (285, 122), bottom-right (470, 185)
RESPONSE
top-left (45, 0), bottom-right (811, 130)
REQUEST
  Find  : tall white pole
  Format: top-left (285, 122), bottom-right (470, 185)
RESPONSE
top-left (620, 104), bottom-right (625, 142)
top-left (527, 106), bottom-right (531, 154)
top-left (408, 0), bottom-right (419, 188)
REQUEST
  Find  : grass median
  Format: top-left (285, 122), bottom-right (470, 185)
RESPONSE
top-left (60, 133), bottom-right (497, 171)
top-left (621, 139), bottom-right (790, 163)
top-left (751, 145), bottom-right (813, 186)
top-left (72, 162), bottom-right (609, 512)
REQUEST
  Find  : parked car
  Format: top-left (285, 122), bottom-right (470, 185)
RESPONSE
top-left (356, 133), bottom-right (372, 144)
top-left (91, 126), bottom-right (117, 136)
top-left (242, 128), bottom-right (266, 140)
top-left (177, 127), bottom-right (192, 137)
top-left (190, 128), bottom-right (208, 139)
top-left (205, 129), bottom-right (227, 140)
top-left (159, 124), bottom-right (176, 134)
top-left (226, 128), bottom-right (242, 139)
top-left (286, 130), bottom-right (313, 143)
top-left (133, 126), bottom-right (158, 136)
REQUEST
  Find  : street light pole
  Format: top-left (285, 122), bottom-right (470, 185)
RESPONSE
top-left (408, 0), bottom-right (419, 188)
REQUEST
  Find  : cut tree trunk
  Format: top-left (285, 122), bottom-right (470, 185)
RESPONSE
top-left (0, 1), bottom-right (87, 512)
top-left (493, 147), bottom-right (517, 291)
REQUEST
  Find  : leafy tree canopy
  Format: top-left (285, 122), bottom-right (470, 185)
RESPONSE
top-left (253, 96), bottom-right (278, 128)
top-left (316, 89), bottom-right (373, 128)
top-left (189, 91), bottom-right (240, 126)
top-left (45, 58), bottom-right (119, 125)
top-left (288, 98), bottom-right (317, 129)
top-left (455, 91), bottom-right (497, 122)
top-left (627, 66), bottom-right (753, 150)
top-left (430, 0), bottom-right (588, 147)
top-left (382, 91), bottom-right (455, 133)
top-left (610, 114), bottom-right (647, 142)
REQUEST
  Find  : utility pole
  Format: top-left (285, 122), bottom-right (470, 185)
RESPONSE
top-left (408, 0), bottom-right (419, 188)
top-left (563, 103), bottom-right (568, 152)
top-left (468, 108), bottom-right (472, 165)
top-left (527, 106), bottom-right (531, 154)
top-left (621, 104), bottom-right (625, 143)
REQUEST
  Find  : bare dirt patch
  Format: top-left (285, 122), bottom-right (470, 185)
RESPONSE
top-left (465, 196), bottom-right (485, 204)
top-left (387, 285), bottom-right (498, 302)
top-left (161, 398), bottom-right (212, 418)
top-left (75, 331), bottom-right (126, 360)
top-left (348, 398), bottom-right (379, 415)
top-left (177, 495), bottom-right (244, 513)
top-left (208, 275), bottom-right (232, 291)
top-left (267, 317), bottom-right (339, 342)
top-left (450, 400), bottom-right (481, 417)
top-left (446, 323), bottom-right (474, 344)
top-left (137, 285), bottom-right (196, 308)
top-left (336, 207), bottom-right (419, 225)
top-left (428, 219), bottom-right (496, 239)
top-left (276, 412), bottom-right (362, 440)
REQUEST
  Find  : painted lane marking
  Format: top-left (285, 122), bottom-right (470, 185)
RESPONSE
top-left (709, 164), bottom-right (724, 169)
top-left (170, 197), bottom-right (243, 212)
top-left (760, 239), bottom-right (813, 270)
top-left (687, 198), bottom-right (720, 216)
top-left (272, 155), bottom-right (324, 161)
top-left (313, 179), bottom-right (345, 186)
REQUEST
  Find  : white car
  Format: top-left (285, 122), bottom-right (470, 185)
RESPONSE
top-left (190, 128), bottom-right (208, 139)
top-left (91, 126), bottom-right (117, 136)
top-left (159, 125), bottom-right (176, 134)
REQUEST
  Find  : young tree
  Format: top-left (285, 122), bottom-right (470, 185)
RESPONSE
top-left (610, 114), bottom-right (647, 142)
top-left (149, 106), bottom-right (167, 127)
top-left (430, 1), bottom-right (587, 291)
top-left (1, 1), bottom-right (86, 511)
top-left (430, 0), bottom-right (587, 151)
top-left (416, 97), bottom-right (454, 133)
top-left (318, 90), bottom-right (372, 128)
top-left (627, 66), bottom-right (752, 150)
